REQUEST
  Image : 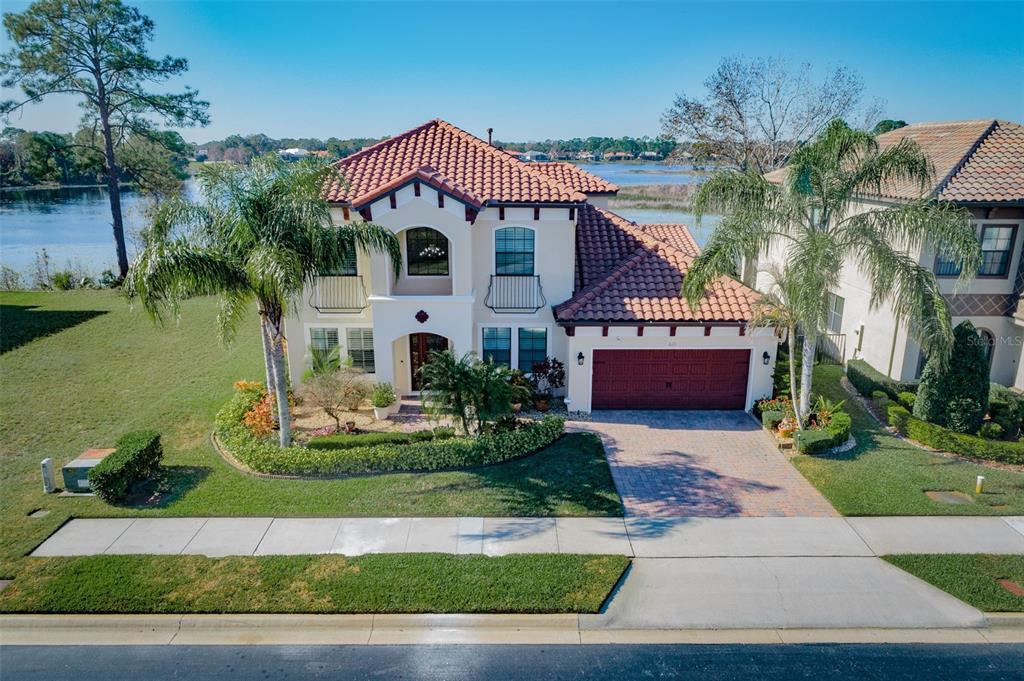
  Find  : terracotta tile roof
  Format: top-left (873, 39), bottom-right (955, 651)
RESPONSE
top-left (528, 162), bottom-right (619, 194)
top-left (323, 119), bottom-right (587, 207)
top-left (941, 121), bottom-right (1024, 202)
top-left (556, 206), bottom-right (758, 324)
top-left (764, 119), bottom-right (1024, 203)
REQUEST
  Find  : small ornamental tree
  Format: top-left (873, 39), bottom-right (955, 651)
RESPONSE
top-left (913, 320), bottom-right (990, 433)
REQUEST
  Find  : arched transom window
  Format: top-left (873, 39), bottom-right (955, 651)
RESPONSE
top-left (495, 227), bottom-right (535, 275)
top-left (406, 227), bottom-right (449, 276)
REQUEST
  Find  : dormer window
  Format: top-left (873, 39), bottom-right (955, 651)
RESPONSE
top-left (407, 227), bottom-right (449, 276)
top-left (495, 227), bottom-right (535, 275)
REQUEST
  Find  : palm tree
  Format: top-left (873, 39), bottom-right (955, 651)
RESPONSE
top-left (750, 264), bottom-right (802, 424)
top-left (683, 119), bottom-right (981, 425)
top-left (125, 154), bottom-right (401, 446)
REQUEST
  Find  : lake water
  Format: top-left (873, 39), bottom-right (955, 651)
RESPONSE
top-left (0, 164), bottom-right (716, 277)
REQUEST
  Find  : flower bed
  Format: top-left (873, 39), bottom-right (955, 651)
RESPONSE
top-left (754, 394), bottom-right (852, 455)
top-left (887, 403), bottom-right (1024, 466)
top-left (215, 386), bottom-right (566, 476)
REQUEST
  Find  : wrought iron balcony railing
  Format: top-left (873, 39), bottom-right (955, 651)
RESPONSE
top-left (484, 275), bottom-right (547, 314)
top-left (312, 276), bottom-right (368, 313)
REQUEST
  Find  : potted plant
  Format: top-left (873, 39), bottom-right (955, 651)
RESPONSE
top-left (529, 357), bottom-right (566, 412)
top-left (508, 370), bottom-right (532, 413)
top-left (777, 416), bottom-right (798, 438)
top-left (372, 382), bottom-right (396, 420)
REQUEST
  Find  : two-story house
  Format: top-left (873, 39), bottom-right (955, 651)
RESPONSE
top-left (759, 119), bottom-right (1024, 387)
top-left (285, 119), bottom-right (777, 412)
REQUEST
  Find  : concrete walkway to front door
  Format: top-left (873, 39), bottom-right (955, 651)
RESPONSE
top-left (572, 411), bottom-right (838, 517)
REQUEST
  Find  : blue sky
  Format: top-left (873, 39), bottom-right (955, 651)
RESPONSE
top-left (3, 1), bottom-right (1023, 143)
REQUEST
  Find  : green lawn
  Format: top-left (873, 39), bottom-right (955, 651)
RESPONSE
top-left (0, 291), bottom-right (622, 581)
top-left (884, 554), bottom-right (1024, 612)
top-left (790, 365), bottom-right (1024, 515)
top-left (0, 553), bottom-right (629, 614)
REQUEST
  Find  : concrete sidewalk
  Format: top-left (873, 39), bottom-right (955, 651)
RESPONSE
top-left (31, 515), bottom-right (1024, 558)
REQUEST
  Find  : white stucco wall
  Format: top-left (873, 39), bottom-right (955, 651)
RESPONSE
top-left (565, 326), bottom-right (778, 412)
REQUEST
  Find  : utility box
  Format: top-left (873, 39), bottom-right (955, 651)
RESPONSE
top-left (61, 448), bottom-right (115, 492)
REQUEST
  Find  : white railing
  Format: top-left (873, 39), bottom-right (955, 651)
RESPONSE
top-left (313, 276), bottom-right (368, 312)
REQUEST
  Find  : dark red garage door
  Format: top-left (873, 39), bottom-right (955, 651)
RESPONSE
top-left (592, 349), bottom-right (750, 410)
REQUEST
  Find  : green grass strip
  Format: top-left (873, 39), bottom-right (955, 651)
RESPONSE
top-left (884, 554), bottom-right (1024, 612)
top-left (0, 553), bottom-right (629, 614)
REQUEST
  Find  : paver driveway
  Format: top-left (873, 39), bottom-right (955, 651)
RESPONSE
top-left (574, 411), bottom-right (838, 517)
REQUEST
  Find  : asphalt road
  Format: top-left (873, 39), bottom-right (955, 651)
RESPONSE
top-left (2, 644), bottom-right (1023, 680)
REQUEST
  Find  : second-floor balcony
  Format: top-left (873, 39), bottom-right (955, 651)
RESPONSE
top-left (312, 275), bottom-right (368, 313)
top-left (485, 275), bottom-right (547, 314)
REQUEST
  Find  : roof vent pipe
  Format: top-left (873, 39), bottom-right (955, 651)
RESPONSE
top-left (487, 128), bottom-right (493, 146)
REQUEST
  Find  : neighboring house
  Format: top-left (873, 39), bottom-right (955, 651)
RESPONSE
top-left (576, 151), bottom-right (596, 161)
top-left (523, 150), bottom-right (550, 162)
top-left (285, 118), bottom-right (776, 411)
top-left (604, 151), bottom-right (634, 161)
top-left (278, 148), bottom-right (310, 161)
top-left (759, 119), bottom-right (1024, 387)
top-left (639, 150), bottom-right (662, 160)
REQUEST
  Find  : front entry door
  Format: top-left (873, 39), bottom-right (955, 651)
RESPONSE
top-left (409, 333), bottom-right (448, 391)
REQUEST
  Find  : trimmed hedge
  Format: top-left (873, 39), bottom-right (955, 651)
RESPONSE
top-left (794, 412), bottom-right (852, 455)
top-left (307, 429), bottom-right (453, 451)
top-left (87, 430), bottom-right (163, 503)
top-left (888, 403), bottom-right (1024, 465)
top-left (847, 359), bottom-right (917, 401)
top-left (216, 389), bottom-right (566, 476)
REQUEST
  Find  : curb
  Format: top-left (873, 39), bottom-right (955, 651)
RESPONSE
top-left (2, 614), bottom-right (1022, 645)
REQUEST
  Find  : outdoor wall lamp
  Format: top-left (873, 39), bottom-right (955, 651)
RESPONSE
top-left (577, 352), bottom-right (585, 366)
top-left (762, 351), bottom-right (771, 365)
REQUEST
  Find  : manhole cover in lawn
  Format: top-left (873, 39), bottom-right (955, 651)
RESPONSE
top-left (925, 490), bottom-right (973, 505)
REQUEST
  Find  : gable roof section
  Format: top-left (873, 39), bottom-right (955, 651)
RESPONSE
top-left (764, 119), bottom-right (1024, 203)
top-left (528, 162), bottom-right (619, 194)
top-left (323, 119), bottom-right (587, 208)
top-left (556, 206), bottom-right (758, 324)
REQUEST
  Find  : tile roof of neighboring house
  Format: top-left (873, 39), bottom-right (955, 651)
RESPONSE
top-left (764, 119), bottom-right (1024, 203)
top-left (528, 162), bottom-right (619, 194)
top-left (556, 205), bottom-right (758, 324)
top-left (323, 119), bottom-right (588, 207)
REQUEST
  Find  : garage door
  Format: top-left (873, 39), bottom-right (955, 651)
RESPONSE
top-left (591, 349), bottom-right (750, 410)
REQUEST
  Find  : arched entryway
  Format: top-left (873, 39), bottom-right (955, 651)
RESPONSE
top-left (409, 332), bottom-right (449, 391)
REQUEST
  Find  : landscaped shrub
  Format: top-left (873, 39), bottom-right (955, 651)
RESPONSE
top-left (307, 429), bottom-right (448, 450)
top-left (889, 404), bottom-right (1024, 465)
top-left (754, 395), bottom-right (792, 419)
top-left (88, 430), bottom-right (163, 503)
top-left (871, 390), bottom-right (887, 402)
top-left (913, 321), bottom-right (990, 433)
top-left (897, 392), bottom-right (916, 409)
top-left (947, 396), bottom-right (984, 435)
top-left (988, 384), bottom-right (1023, 439)
top-left (979, 422), bottom-right (1005, 440)
top-left (846, 359), bottom-right (917, 401)
top-left (761, 410), bottom-right (785, 431)
top-left (794, 411), bottom-right (852, 454)
top-left (216, 386), bottom-right (565, 476)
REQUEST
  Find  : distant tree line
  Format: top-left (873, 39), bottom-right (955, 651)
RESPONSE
top-left (198, 133), bottom-right (685, 163)
top-left (0, 126), bottom-right (192, 195)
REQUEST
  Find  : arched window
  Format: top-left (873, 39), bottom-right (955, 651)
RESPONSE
top-left (979, 329), bottom-right (995, 370)
top-left (406, 227), bottom-right (449, 276)
top-left (495, 227), bottom-right (535, 275)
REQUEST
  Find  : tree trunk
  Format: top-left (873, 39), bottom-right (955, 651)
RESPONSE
top-left (798, 330), bottom-right (817, 428)
top-left (787, 327), bottom-right (799, 420)
top-left (270, 336), bottom-right (291, 447)
top-left (259, 314), bottom-right (277, 399)
top-left (97, 100), bottom-right (129, 278)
